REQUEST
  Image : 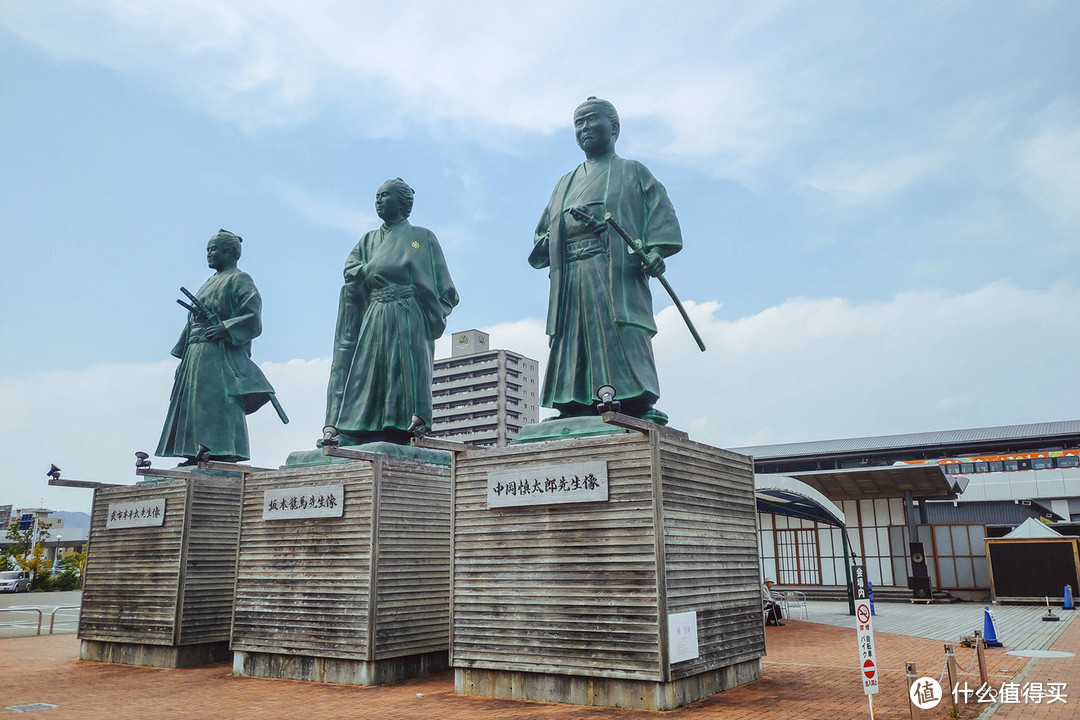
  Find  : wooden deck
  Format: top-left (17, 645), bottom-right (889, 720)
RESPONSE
top-left (799, 599), bottom-right (1077, 650)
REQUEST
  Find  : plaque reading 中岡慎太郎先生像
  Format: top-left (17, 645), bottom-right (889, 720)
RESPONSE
top-left (487, 461), bottom-right (608, 508)
top-left (262, 485), bottom-right (344, 520)
top-left (106, 499), bottom-right (166, 529)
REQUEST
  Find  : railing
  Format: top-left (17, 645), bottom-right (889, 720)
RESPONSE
top-left (0, 605), bottom-right (80, 636)
top-left (0, 606), bottom-right (43, 635)
top-left (49, 605), bottom-right (80, 634)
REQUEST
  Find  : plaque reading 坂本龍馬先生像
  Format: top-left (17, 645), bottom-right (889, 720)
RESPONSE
top-left (262, 485), bottom-right (344, 520)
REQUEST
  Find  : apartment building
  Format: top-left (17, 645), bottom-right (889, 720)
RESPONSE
top-left (429, 329), bottom-right (540, 447)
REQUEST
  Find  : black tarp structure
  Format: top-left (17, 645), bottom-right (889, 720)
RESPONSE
top-left (754, 475), bottom-right (858, 614)
top-left (985, 518), bottom-right (1080, 603)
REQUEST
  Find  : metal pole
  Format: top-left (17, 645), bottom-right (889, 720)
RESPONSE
top-left (30, 518), bottom-right (40, 585)
top-left (944, 643), bottom-right (961, 716)
top-left (903, 490), bottom-right (918, 538)
top-left (975, 632), bottom-right (988, 687)
top-left (906, 661), bottom-right (921, 720)
top-left (842, 525), bottom-right (855, 616)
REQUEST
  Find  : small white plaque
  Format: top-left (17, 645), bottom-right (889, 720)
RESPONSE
top-left (488, 461), bottom-right (608, 508)
top-left (107, 499), bottom-right (166, 529)
top-left (668, 611), bottom-right (699, 664)
top-left (263, 485), bottom-right (344, 520)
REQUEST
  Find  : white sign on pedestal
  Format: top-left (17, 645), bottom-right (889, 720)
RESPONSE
top-left (668, 611), bottom-right (700, 664)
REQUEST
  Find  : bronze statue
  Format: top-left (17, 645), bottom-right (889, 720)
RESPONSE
top-left (157, 229), bottom-right (283, 465)
top-left (529, 98), bottom-right (683, 425)
top-left (324, 179), bottom-right (459, 446)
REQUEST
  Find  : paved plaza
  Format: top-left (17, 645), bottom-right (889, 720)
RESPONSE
top-left (1, 597), bottom-right (1077, 719)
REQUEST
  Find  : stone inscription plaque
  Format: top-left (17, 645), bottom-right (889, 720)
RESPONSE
top-left (487, 461), bottom-right (608, 508)
top-left (107, 499), bottom-right (166, 529)
top-left (263, 484), bottom-right (345, 520)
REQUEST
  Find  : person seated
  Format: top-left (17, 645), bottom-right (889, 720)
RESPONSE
top-left (762, 579), bottom-right (784, 626)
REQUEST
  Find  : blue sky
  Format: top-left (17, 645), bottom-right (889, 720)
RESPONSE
top-left (2, 1), bottom-right (1078, 512)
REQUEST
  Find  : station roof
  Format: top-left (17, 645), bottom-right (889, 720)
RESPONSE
top-left (781, 464), bottom-right (966, 502)
top-left (733, 419), bottom-right (1080, 462)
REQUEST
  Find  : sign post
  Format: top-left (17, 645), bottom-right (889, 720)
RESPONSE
top-left (853, 564), bottom-right (878, 718)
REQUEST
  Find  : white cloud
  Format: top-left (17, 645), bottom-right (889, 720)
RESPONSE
top-left (3, 0), bottom-right (1074, 228)
top-left (268, 179), bottom-right (376, 234)
top-left (1018, 120), bottom-right (1080, 228)
top-left (804, 152), bottom-right (945, 206)
top-left (0, 0), bottom-right (940, 173)
top-left (652, 282), bottom-right (1080, 448)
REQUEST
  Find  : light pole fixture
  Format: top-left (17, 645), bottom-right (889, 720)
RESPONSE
top-left (595, 384), bottom-right (621, 414)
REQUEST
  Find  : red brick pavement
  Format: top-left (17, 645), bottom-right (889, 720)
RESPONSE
top-left (978, 608), bottom-right (1080, 720)
top-left (1, 618), bottom-right (1071, 720)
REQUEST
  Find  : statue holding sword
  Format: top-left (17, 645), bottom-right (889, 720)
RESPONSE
top-left (529, 97), bottom-right (703, 426)
top-left (157, 229), bottom-right (287, 466)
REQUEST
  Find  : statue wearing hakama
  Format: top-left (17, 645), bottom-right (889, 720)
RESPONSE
top-left (157, 230), bottom-right (278, 464)
top-left (530, 98), bottom-right (682, 423)
top-left (324, 179), bottom-right (458, 446)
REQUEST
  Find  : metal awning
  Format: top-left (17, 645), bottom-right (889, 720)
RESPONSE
top-left (784, 464), bottom-right (966, 501)
top-left (755, 474), bottom-right (846, 527)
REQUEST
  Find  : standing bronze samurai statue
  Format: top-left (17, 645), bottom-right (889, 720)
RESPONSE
top-left (324, 179), bottom-right (459, 446)
top-left (530, 97), bottom-right (687, 425)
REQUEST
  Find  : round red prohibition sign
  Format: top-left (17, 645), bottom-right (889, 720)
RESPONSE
top-left (857, 605), bottom-right (871, 623)
top-left (863, 659), bottom-right (876, 679)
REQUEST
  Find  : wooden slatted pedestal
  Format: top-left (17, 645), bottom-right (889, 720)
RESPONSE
top-left (79, 469), bottom-right (244, 668)
top-left (230, 448), bottom-right (451, 685)
top-left (451, 413), bottom-right (765, 711)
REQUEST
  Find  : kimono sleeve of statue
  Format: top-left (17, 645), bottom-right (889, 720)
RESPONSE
top-left (324, 178), bottom-right (459, 446)
top-left (157, 229), bottom-right (279, 464)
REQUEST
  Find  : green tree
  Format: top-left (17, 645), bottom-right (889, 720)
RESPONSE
top-left (5, 520), bottom-right (52, 589)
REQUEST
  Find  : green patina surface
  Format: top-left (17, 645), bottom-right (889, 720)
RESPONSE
top-left (285, 442), bottom-right (451, 467)
top-left (513, 416), bottom-right (631, 444)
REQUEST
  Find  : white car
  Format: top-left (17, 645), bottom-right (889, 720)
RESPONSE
top-left (0, 570), bottom-right (32, 593)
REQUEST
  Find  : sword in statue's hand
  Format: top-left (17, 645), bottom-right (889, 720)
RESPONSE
top-left (603, 212), bottom-right (706, 352)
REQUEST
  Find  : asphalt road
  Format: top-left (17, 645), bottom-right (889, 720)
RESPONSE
top-left (0, 590), bottom-right (82, 638)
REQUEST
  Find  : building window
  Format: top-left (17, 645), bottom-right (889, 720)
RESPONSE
top-left (930, 524), bottom-right (989, 589)
top-left (775, 528), bottom-right (820, 585)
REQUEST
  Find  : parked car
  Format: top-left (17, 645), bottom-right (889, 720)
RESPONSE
top-left (0, 570), bottom-right (32, 593)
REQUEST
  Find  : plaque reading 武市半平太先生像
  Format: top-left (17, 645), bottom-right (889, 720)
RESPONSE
top-left (106, 499), bottom-right (166, 529)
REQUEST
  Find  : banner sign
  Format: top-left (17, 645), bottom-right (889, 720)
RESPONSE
top-left (853, 564), bottom-right (879, 696)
